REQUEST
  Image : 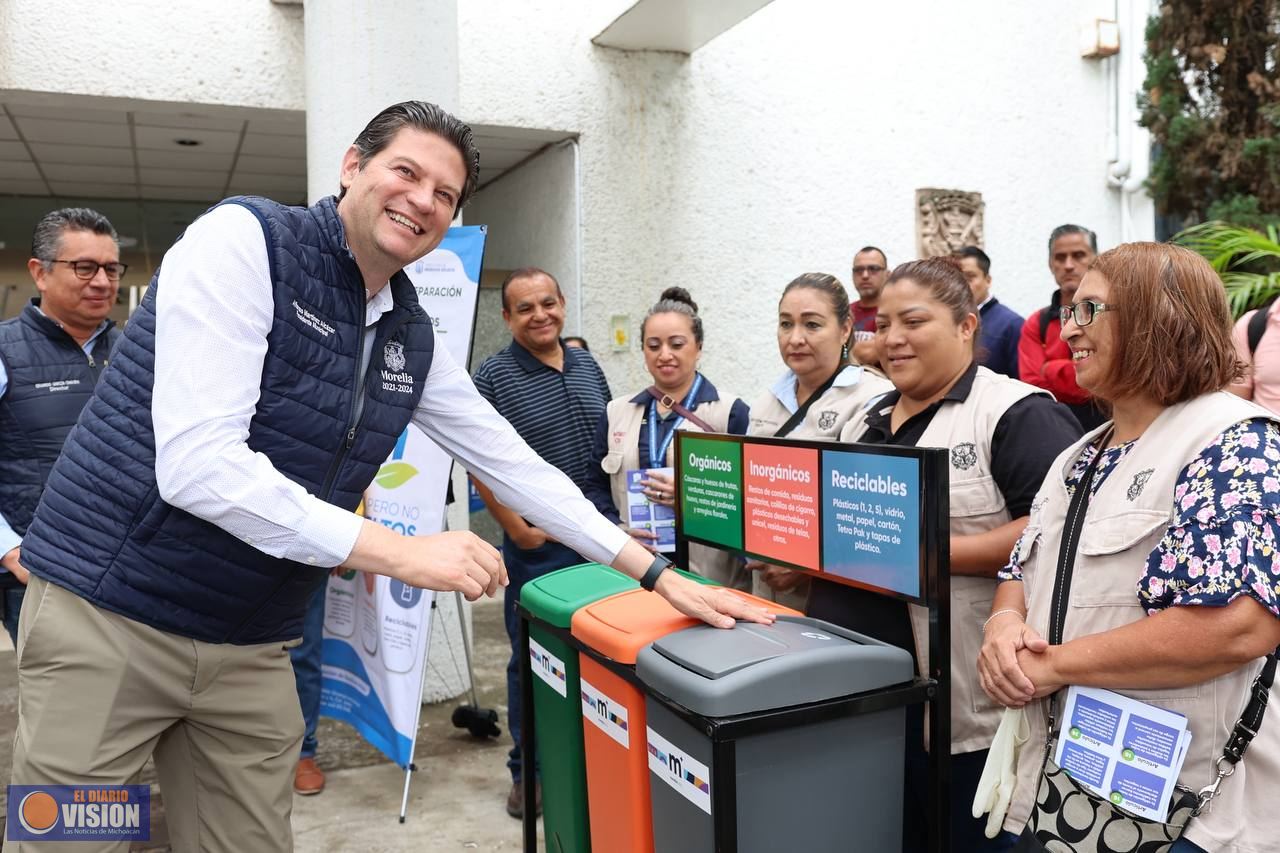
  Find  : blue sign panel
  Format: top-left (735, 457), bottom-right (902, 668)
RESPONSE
top-left (821, 448), bottom-right (921, 599)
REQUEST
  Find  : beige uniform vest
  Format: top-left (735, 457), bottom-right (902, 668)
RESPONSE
top-left (748, 366), bottom-right (894, 609)
top-left (841, 366), bottom-right (1044, 753)
top-left (600, 392), bottom-right (749, 589)
top-left (1005, 391), bottom-right (1280, 852)
top-left (747, 365), bottom-right (893, 440)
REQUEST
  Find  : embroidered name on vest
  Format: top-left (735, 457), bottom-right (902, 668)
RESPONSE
top-left (33, 378), bottom-right (82, 393)
top-left (292, 300), bottom-right (335, 337)
top-left (951, 442), bottom-right (978, 470)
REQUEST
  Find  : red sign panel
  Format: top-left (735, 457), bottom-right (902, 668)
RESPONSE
top-left (741, 444), bottom-right (820, 570)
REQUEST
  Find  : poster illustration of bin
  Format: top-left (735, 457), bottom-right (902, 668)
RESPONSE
top-left (319, 226), bottom-right (484, 768)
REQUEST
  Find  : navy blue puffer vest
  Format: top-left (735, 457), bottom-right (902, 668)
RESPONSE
top-left (0, 302), bottom-right (117, 536)
top-left (20, 196), bottom-right (435, 644)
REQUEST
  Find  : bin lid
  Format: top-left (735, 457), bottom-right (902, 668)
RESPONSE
top-left (570, 587), bottom-right (802, 665)
top-left (635, 616), bottom-right (913, 717)
top-left (570, 588), bottom-right (699, 665)
top-left (520, 563), bottom-right (637, 628)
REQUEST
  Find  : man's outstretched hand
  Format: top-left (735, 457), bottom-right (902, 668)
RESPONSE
top-left (654, 571), bottom-right (776, 629)
top-left (349, 522), bottom-right (508, 600)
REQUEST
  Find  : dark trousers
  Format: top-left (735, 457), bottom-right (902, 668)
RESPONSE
top-left (502, 538), bottom-right (585, 782)
top-left (289, 584), bottom-right (327, 759)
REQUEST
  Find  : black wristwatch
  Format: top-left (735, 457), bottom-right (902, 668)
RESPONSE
top-left (640, 553), bottom-right (673, 591)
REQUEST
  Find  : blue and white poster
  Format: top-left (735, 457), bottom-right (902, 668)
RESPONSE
top-left (319, 226), bottom-right (486, 767)
top-left (821, 448), bottom-right (921, 599)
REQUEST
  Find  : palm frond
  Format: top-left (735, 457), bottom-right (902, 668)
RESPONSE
top-left (1175, 221), bottom-right (1280, 317)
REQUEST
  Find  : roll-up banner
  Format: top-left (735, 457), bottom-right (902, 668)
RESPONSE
top-left (319, 226), bottom-right (486, 768)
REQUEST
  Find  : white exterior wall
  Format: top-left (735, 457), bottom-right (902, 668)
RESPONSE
top-left (465, 143), bottom-right (579, 364)
top-left (2, 0), bottom-right (1146, 396)
top-left (0, 0), bottom-right (304, 110)
top-left (460, 0), bottom-right (1137, 395)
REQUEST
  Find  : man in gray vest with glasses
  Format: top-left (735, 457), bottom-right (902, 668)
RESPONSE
top-left (0, 207), bottom-right (123, 646)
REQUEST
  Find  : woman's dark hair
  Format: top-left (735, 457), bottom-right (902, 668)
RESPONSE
top-left (884, 256), bottom-right (981, 342)
top-left (779, 273), bottom-right (851, 327)
top-left (641, 286), bottom-right (703, 345)
top-left (1087, 242), bottom-right (1242, 405)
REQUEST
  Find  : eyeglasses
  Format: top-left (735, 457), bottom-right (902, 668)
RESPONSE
top-left (853, 265), bottom-right (886, 275)
top-left (1059, 299), bottom-right (1114, 327)
top-left (47, 259), bottom-right (128, 281)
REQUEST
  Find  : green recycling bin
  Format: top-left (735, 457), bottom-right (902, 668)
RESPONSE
top-left (521, 563), bottom-right (639, 853)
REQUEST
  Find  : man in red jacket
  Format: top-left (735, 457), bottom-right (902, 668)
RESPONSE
top-left (1017, 224), bottom-right (1106, 430)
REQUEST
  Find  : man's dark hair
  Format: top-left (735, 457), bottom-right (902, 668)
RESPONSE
top-left (1047, 224), bottom-right (1097, 255)
top-left (501, 267), bottom-right (563, 312)
top-left (954, 245), bottom-right (991, 276)
top-left (339, 101), bottom-right (481, 210)
top-left (563, 336), bottom-right (590, 351)
top-left (854, 246), bottom-right (888, 266)
top-left (31, 207), bottom-right (118, 263)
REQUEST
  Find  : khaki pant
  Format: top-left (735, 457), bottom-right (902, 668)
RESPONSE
top-left (5, 578), bottom-right (304, 853)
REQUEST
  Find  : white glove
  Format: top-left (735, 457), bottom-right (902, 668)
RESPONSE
top-left (971, 707), bottom-right (1030, 838)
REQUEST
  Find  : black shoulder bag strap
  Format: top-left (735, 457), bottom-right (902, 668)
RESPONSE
top-left (774, 367), bottom-right (842, 438)
top-left (1247, 295), bottom-right (1277, 358)
top-left (1044, 429), bottom-right (1279, 814)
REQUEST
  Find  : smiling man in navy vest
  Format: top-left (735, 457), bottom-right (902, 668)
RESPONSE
top-left (7, 101), bottom-right (772, 853)
top-left (0, 208), bottom-right (123, 648)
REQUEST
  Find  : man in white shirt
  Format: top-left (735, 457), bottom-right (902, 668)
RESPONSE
top-left (7, 101), bottom-right (769, 853)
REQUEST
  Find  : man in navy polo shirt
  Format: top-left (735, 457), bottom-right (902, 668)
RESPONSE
top-left (472, 266), bottom-right (611, 817)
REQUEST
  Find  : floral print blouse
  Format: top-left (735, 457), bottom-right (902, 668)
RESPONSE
top-left (1000, 418), bottom-right (1280, 617)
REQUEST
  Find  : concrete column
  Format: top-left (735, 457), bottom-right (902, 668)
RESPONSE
top-left (303, 0), bottom-right (471, 703)
top-left (303, 0), bottom-right (459, 204)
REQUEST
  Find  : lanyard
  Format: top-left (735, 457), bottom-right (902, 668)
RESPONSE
top-left (648, 373), bottom-right (704, 466)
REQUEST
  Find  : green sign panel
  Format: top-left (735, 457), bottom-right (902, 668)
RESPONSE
top-left (678, 436), bottom-right (743, 550)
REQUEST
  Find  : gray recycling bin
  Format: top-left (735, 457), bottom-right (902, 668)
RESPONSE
top-left (635, 615), bottom-right (915, 853)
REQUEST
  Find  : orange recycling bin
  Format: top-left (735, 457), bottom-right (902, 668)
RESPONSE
top-left (570, 588), bottom-right (800, 853)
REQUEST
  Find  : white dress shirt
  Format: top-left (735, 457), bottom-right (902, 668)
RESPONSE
top-left (152, 203), bottom-right (628, 569)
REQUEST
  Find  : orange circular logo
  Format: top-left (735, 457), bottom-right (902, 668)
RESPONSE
top-left (18, 790), bottom-right (59, 834)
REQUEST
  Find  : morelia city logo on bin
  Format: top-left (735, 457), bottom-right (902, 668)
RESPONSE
top-left (7, 785), bottom-right (150, 842)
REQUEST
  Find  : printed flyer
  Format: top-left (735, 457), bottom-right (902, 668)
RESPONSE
top-left (1054, 686), bottom-right (1192, 822)
top-left (625, 467), bottom-right (676, 552)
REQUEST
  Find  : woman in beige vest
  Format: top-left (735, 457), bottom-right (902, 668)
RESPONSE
top-left (583, 287), bottom-right (751, 587)
top-left (812, 257), bottom-right (1080, 852)
top-left (979, 243), bottom-right (1280, 852)
top-left (745, 272), bottom-right (893, 610)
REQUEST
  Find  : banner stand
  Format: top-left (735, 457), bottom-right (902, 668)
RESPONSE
top-left (397, 591), bottom-right (437, 823)
top-left (317, 225), bottom-right (488, 821)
